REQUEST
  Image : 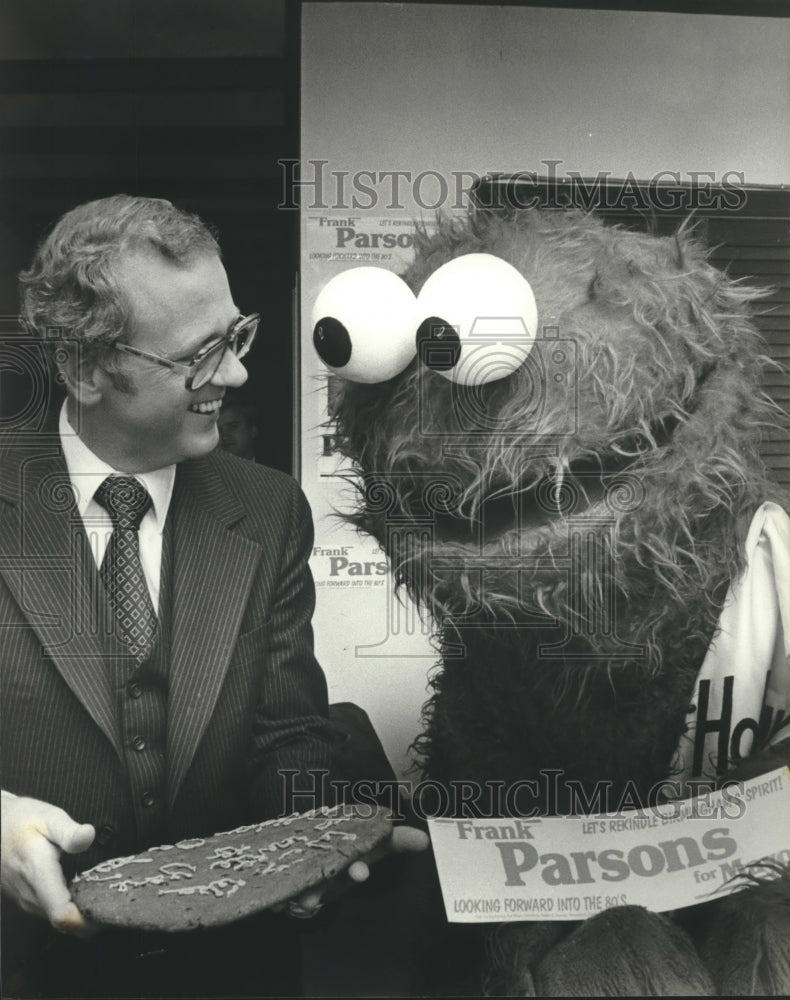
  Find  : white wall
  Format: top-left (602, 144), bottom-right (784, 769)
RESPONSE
top-left (302, 2), bottom-right (788, 197)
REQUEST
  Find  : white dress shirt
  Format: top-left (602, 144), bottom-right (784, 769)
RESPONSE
top-left (59, 403), bottom-right (176, 612)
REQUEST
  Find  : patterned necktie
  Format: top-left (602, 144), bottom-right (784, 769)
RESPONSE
top-left (94, 476), bottom-right (158, 661)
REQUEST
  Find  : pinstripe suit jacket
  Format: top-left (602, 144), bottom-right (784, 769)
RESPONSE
top-left (0, 433), bottom-right (335, 880)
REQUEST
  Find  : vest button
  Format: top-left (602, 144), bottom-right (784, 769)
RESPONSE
top-left (132, 736), bottom-right (146, 752)
top-left (96, 824), bottom-right (115, 846)
top-left (128, 681), bottom-right (144, 699)
top-left (142, 792), bottom-right (156, 808)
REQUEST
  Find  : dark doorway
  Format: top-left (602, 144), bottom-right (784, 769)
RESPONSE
top-left (0, 0), bottom-right (298, 472)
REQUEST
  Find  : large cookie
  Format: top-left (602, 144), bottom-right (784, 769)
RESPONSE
top-left (70, 805), bottom-right (392, 932)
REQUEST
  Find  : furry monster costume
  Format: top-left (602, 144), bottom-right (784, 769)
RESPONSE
top-left (312, 208), bottom-right (790, 995)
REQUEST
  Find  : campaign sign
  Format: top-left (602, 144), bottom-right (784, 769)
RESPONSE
top-left (428, 767), bottom-right (790, 922)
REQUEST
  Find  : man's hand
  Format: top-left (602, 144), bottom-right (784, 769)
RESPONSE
top-left (283, 824), bottom-right (430, 919)
top-left (1, 791), bottom-right (96, 935)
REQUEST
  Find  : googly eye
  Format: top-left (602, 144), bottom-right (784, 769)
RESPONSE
top-left (415, 253), bottom-right (538, 385)
top-left (311, 267), bottom-right (417, 383)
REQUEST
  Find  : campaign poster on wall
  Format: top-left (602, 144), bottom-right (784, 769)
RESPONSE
top-left (298, 209), bottom-right (440, 779)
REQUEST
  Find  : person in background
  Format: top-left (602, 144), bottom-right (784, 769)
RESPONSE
top-left (218, 389), bottom-right (259, 461)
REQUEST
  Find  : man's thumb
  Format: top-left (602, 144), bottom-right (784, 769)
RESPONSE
top-left (46, 813), bottom-right (95, 855)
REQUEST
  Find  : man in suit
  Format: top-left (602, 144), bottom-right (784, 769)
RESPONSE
top-left (0, 195), bottom-right (421, 997)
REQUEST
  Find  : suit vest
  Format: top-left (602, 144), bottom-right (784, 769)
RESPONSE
top-left (96, 512), bottom-right (173, 849)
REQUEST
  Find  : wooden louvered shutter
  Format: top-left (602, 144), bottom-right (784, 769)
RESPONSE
top-left (706, 193), bottom-right (790, 490)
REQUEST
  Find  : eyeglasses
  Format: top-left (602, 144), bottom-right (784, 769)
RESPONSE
top-left (112, 313), bottom-right (260, 390)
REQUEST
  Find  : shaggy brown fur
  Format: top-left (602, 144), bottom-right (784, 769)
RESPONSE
top-left (325, 207), bottom-right (790, 995)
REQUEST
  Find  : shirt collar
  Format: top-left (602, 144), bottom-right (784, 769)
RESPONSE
top-left (59, 402), bottom-right (176, 532)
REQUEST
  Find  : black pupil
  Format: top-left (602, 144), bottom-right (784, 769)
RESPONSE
top-left (416, 316), bottom-right (461, 371)
top-left (313, 317), bottom-right (352, 368)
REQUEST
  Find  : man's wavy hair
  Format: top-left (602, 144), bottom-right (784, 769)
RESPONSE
top-left (19, 194), bottom-right (220, 388)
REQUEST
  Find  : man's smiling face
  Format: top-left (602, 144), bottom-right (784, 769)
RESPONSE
top-left (81, 250), bottom-right (248, 472)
